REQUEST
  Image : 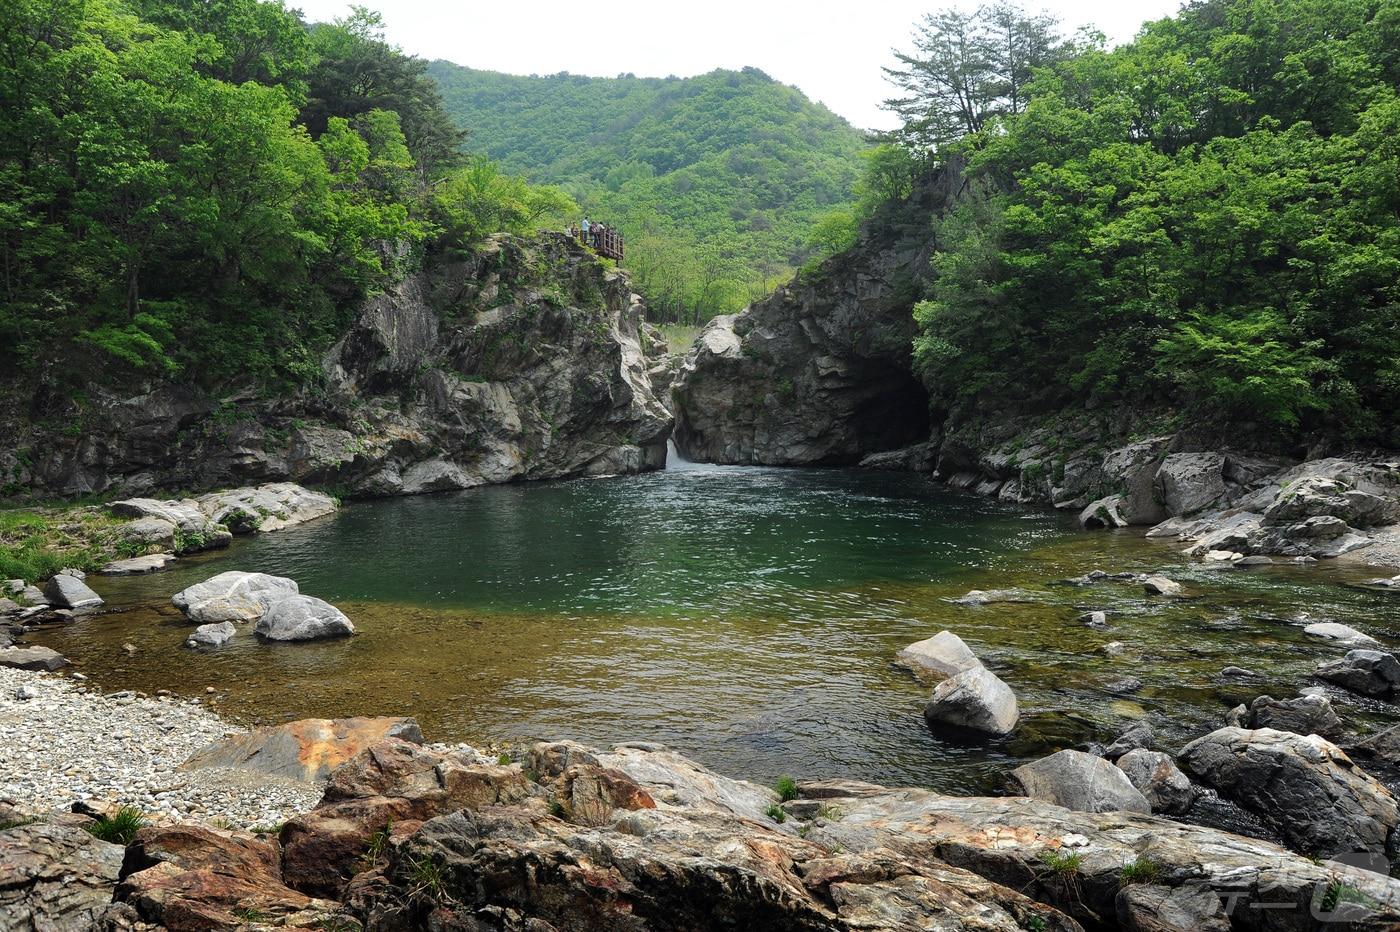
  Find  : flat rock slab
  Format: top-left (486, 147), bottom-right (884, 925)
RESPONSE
top-left (98, 553), bottom-right (177, 576)
top-left (0, 646), bottom-right (68, 671)
top-left (181, 716), bottom-right (423, 782)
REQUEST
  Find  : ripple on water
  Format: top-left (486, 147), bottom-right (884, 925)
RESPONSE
top-left (31, 466), bottom-right (1400, 792)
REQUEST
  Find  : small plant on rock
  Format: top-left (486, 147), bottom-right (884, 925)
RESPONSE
top-left (359, 823), bottom-right (392, 869)
top-left (1038, 849), bottom-right (1083, 875)
top-left (1119, 856), bottom-right (1162, 886)
top-left (497, 752), bottom-right (512, 765)
top-left (774, 776), bottom-right (799, 802)
top-left (765, 804), bottom-right (787, 824)
top-left (817, 804), bottom-right (843, 822)
top-left (406, 854), bottom-right (449, 904)
top-left (85, 806), bottom-right (145, 845)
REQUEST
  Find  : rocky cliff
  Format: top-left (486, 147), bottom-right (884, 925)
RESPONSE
top-left (670, 165), bottom-right (963, 465)
top-left (0, 234), bottom-right (672, 498)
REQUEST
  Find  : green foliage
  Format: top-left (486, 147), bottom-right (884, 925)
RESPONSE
top-left (1118, 857), bottom-right (1162, 886)
top-left (773, 776), bottom-right (799, 802)
top-left (0, 505), bottom-right (139, 581)
top-left (85, 806), bottom-right (146, 845)
top-left (907, 0), bottom-right (1400, 445)
top-left (1038, 850), bottom-right (1083, 874)
top-left (764, 804), bottom-right (787, 824)
top-left (428, 63), bottom-right (869, 322)
top-left (0, 0), bottom-right (573, 399)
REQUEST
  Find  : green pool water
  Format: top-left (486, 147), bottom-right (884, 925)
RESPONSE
top-left (32, 461), bottom-right (1400, 793)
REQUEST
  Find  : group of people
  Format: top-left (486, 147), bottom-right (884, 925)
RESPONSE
top-left (578, 217), bottom-right (616, 250)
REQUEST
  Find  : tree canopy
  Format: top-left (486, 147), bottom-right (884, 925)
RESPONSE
top-left (428, 63), bottom-right (870, 323)
top-left (0, 0), bottom-right (573, 389)
top-left (887, 0), bottom-right (1400, 445)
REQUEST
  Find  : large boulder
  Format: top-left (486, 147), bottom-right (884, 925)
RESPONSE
top-left (923, 666), bottom-right (1019, 736)
top-left (1264, 474), bottom-right (1400, 529)
top-left (1156, 453), bottom-right (1227, 516)
top-left (1008, 749), bottom-right (1151, 814)
top-left (0, 645), bottom-right (68, 671)
top-left (253, 594), bottom-right (354, 641)
top-left (0, 819), bottom-right (126, 931)
top-left (894, 630), bottom-right (982, 681)
top-left (1179, 726), bottom-right (1400, 858)
top-left (1316, 649), bottom-right (1400, 697)
top-left (1226, 694), bottom-right (1344, 739)
top-left (196, 482), bottom-right (337, 533)
top-left (181, 716), bottom-right (423, 782)
top-left (41, 573), bottom-right (102, 610)
top-left (171, 571), bottom-right (298, 624)
top-left (1115, 749), bottom-right (1197, 814)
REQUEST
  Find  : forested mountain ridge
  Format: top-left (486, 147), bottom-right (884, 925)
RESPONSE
top-left (427, 62), bottom-right (870, 321)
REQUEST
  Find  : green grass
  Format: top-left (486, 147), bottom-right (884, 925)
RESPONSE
top-left (774, 776), bottom-right (799, 802)
top-left (359, 823), bottom-right (391, 869)
top-left (85, 806), bottom-right (145, 845)
top-left (1039, 850), bottom-right (1084, 875)
top-left (764, 804), bottom-right (787, 824)
top-left (0, 504), bottom-right (146, 582)
top-left (406, 854), bottom-right (449, 903)
top-left (1118, 857), bottom-right (1162, 886)
top-left (496, 752), bottom-right (512, 765)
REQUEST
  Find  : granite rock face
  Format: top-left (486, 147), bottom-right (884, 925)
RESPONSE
top-left (0, 234), bottom-right (672, 499)
top-left (670, 166), bottom-right (963, 466)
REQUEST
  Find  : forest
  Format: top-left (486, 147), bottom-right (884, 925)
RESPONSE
top-left (0, 0), bottom-right (574, 389)
top-left (427, 64), bottom-right (869, 323)
top-left (885, 0), bottom-right (1400, 444)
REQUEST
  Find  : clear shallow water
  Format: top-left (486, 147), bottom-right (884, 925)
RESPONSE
top-left (33, 462), bottom-right (1400, 792)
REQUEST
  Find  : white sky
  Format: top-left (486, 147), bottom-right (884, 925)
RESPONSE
top-left (293, 0), bottom-right (1184, 131)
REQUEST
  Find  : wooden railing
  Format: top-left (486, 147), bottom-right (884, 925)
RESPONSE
top-left (570, 225), bottom-right (624, 261)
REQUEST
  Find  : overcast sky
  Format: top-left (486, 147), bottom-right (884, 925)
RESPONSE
top-left (293, 0), bottom-right (1184, 131)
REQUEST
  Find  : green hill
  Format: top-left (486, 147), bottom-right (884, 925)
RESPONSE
top-left (427, 63), bottom-right (869, 321)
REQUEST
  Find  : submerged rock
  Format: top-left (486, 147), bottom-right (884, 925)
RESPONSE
top-left (1179, 726), bottom-right (1400, 859)
top-left (1008, 748), bottom-right (1151, 813)
top-left (254, 594), bottom-right (354, 641)
top-left (171, 571), bottom-right (298, 624)
top-left (893, 629), bottom-right (982, 680)
top-left (923, 666), bottom-right (1019, 736)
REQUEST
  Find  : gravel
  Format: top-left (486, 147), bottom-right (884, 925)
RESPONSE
top-left (0, 666), bottom-right (321, 829)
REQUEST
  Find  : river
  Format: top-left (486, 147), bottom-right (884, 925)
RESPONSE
top-left (31, 458), bottom-right (1400, 793)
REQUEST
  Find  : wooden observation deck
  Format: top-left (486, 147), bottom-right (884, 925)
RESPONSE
top-left (571, 225), bottom-right (624, 261)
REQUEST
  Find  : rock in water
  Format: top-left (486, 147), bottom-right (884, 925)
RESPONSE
top-left (923, 666), bottom-right (1019, 736)
top-left (254, 594), bottom-right (354, 641)
top-left (171, 571), bottom-right (298, 624)
top-left (181, 716), bottom-right (422, 782)
top-left (1115, 749), bottom-right (1197, 814)
top-left (0, 820), bottom-right (126, 931)
top-left (1142, 575), bottom-right (1184, 597)
top-left (185, 622), bottom-right (235, 648)
top-left (1079, 495), bottom-right (1128, 529)
top-left (1008, 749), bottom-right (1151, 813)
top-left (195, 483), bottom-right (337, 533)
top-left (98, 553), bottom-right (177, 576)
top-left (894, 630), bottom-right (982, 680)
top-left (41, 574), bottom-right (102, 610)
top-left (0, 646), bottom-right (68, 671)
top-left (1303, 621), bottom-right (1380, 647)
top-left (1227, 694), bottom-right (1343, 738)
top-left (1179, 726), bottom-right (1400, 858)
top-left (1316, 649), bottom-right (1400, 697)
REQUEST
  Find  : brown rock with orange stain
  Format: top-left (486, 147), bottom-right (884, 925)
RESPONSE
top-left (180, 716), bottom-right (423, 783)
top-left (117, 823), bottom-right (339, 931)
top-left (551, 764), bottom-right (656, 826)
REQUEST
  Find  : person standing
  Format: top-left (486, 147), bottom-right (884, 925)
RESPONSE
top-left (581, 217), bottom-right (591, 244)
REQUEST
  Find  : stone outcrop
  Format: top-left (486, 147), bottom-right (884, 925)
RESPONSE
top-left (670, 167), bottom-right (963, 466)
top-left (1226, 693), bottom-right (1343, 739)
top-left (181, 716), bottom-right (423, 782)
top-left (194, 482), bottom-right (337, 533)
top-left (1179, 726), bottom-right (1400, 859)
top-left (0, 819), bottom-right (125, 931)
top-left (1, 234), bottom-right (672, 498)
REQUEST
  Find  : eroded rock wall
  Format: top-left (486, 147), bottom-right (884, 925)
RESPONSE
top-left (0, 234), bottom-right (672, 498)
